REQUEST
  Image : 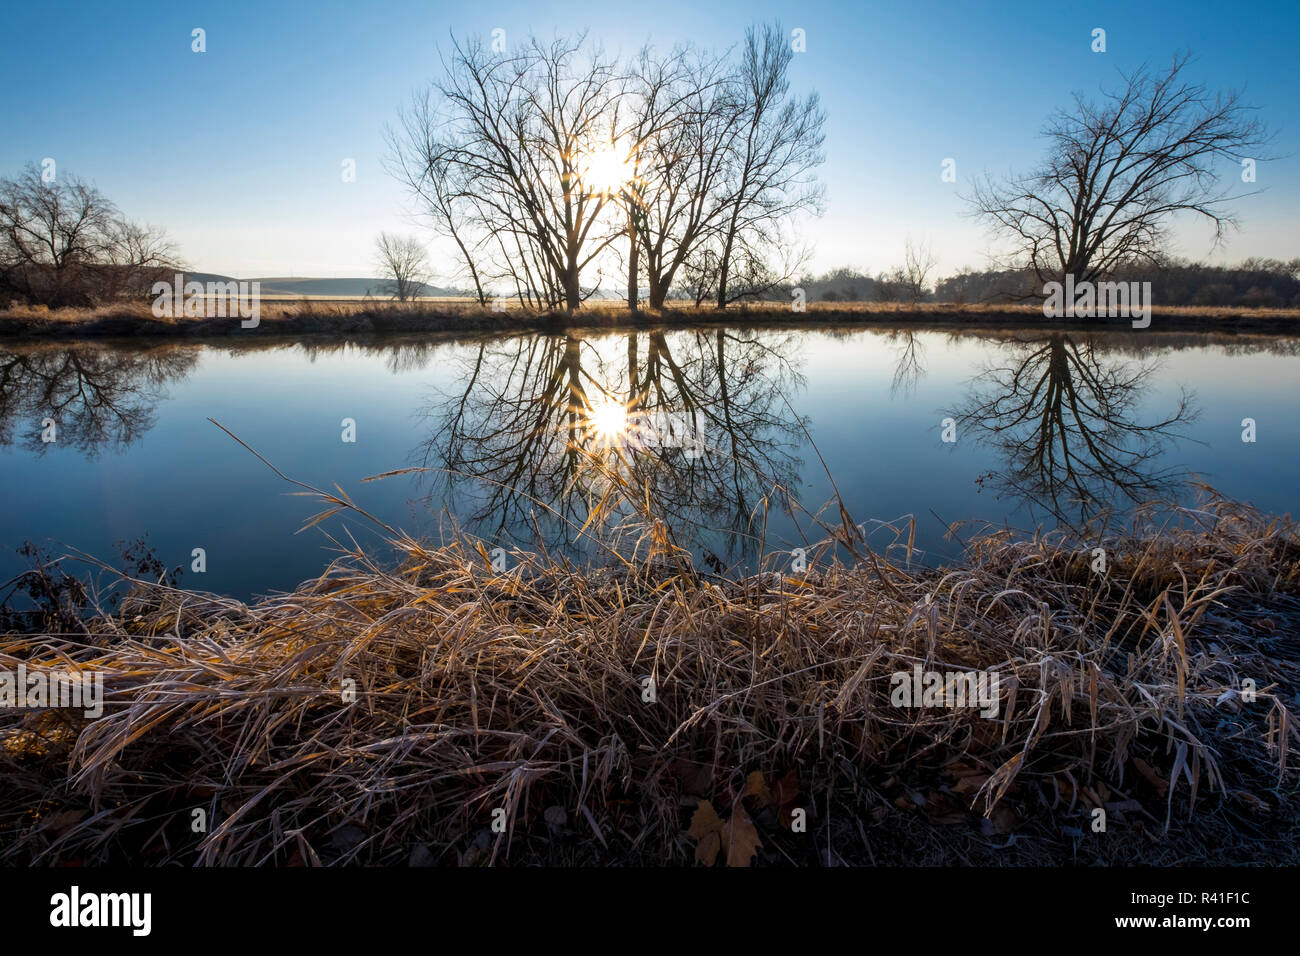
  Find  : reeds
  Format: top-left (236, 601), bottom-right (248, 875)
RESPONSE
top-left (2, 483), bottom-right (1297, 865)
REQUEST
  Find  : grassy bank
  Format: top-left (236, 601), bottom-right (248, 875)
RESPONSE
top-left (3, 299), bottom-right (1300, 340)
top-left (2, 492), bottom-right (1298, 866)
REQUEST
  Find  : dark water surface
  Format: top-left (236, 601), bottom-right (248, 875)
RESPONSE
top-left (1, 326), bottom-right (1297, 600)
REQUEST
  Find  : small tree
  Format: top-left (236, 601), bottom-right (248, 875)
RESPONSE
top-left (901, 238), bottom-right (936, 304)
top-left (374, 232), bottom-right (431, 302)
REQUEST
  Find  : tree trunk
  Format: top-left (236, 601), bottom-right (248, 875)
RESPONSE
top-left (648, 273), bottom-right (666, 309)
top-left (563, 264), bottom-right (581, 314)
top-left (716, 228), bottom-right (736, 309)
top-left (627, 212), bottom-right (639, 312)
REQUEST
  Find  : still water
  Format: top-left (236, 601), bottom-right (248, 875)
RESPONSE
top-left (1, 326), bottom-right (1297, 600)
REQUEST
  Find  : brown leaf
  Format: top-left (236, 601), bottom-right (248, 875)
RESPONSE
top-left (1230, 790), bottom-right (1271, 813)
top-left (687, 801), bottom-right (723, 866)
top-left (772, 770), bottom-right (801, 827)
top-left (1105, 799), bottom-right (1144, 823)
top-left (723, 804), bottom-right (763, 867)
top-left (772, 770), bottom-right (799, 806)
top-left (687, 799), bottom-right (763, 867)
top-left (989, 803), bottom-right (1020, 834)
top-left (952, 773), bottom-right (991, 795)
top-left (672, 759), bottom-right (713, 798)
top-left (695, 831), bottom-right (721, 866)
top-left (742, 771), bottom-right (773, 807)
top-left (925, 792), bottom-right (967, 825)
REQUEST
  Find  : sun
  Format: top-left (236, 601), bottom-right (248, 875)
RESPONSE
top-left (579, 141), bottom-right (634, 195)
top-left (585, 397), bottom-right (629, 442)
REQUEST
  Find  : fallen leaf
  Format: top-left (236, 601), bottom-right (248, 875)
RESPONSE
top-left (741, 771), bottom-right (773, 807)
top-left (686, 798), bottom-right (763, 867)
top-left (952, 773), bottom-right (991, 795)
top-left (1230, 790), bottom-right (1271, 813)
top-left (1105, 798), bottom-right (1144, 823)
top-left (723, 804), bottom-right (763, 867)
top-left (925, 792), bottom-right (967, 825)
top-left (772, 770), bottom-right (801, 828)
top-left (772, 770), bottom-right (799, 806)
top-left (687, 801), bottom-right (723, 866)
top-left (672, 759), bottom-right (713, 798)
top-left (989, 803), bottom-right (1020, 834)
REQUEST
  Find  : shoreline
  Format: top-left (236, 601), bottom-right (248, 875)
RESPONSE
top-left (3, 494), bottom-right (1297, 866)
top-left (3, 301), bottom-right (1300, 341)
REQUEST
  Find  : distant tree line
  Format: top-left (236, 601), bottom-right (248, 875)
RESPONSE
top-left (0, 163), bottom-right (180, 308)
top-left (799, 257), bottom-right (1300, 308)
top-left (931, 258), bottom-right (1300, 307)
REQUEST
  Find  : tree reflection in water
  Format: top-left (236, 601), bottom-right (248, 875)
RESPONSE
top-left (0, 344), bottom-right (197, 457)
top-left (411, 328), bottom-right (809, 567)
top-left (951, 332), bottom-right (1198, 527)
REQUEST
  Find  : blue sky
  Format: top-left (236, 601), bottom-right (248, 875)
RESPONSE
top-left (2, 0), bottom-right (1296, 280)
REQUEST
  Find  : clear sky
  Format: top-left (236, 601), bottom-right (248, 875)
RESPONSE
top-left (2, 0), bottom-right (1296, 280)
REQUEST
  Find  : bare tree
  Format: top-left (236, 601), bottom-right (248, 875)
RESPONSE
top-left (0, 163), bottom-right (181, 307)
top-left (0, 163), bottom-right (180, 307)
top-left (952, 333), bottom-right (1197, 523)
top-left (968, 54), bottom-right (1270, 289)
top-left (873, 240), bottom-right (936, 304)
top-left (713, 22), bottom-right (826, 308)
top-left (631, 44), bottom-right (737, 309)
top-left (619, 46), bottom-right (692, 310)
top-left (102, 217), bottom-right (181, 301)
top-left (391, 26), bottom-right (827, 312)
top-left (386, 92), bottom-right (488, 305)
top-left (374, 232), bottom-right (431, 302)
top-left (902, 238), bottom-right (936, 304)
top-left (0, 343), bottom-right (197, 456)
top-left (390, 33), bottom-right (628, 313)
top-left (412, 327), bottom-right (805, 563)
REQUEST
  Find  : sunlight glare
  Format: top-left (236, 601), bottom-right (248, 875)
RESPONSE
top-left (579, 142), bottom-right (634, 194)
top-left (586, 398), bottom-right (629, 441)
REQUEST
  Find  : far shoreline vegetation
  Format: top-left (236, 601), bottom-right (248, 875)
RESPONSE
top-left (5, 296), bottom-right (1300, 340)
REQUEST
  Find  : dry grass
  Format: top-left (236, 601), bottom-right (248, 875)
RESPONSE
top-left (2, 468), bottom-right (1298, 865)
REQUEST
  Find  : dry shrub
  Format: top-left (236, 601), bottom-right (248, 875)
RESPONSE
top-left (2, 470), bottom-right (1297, 865)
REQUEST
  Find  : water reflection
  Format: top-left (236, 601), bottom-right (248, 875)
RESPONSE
top-left (888, 329), bottom-right (926, 397)
top-left (411, 329), bottom-right (807, 566)
top-left (0, 345), bottom-right (196, 457)
top-left (949, 332), bottom-right (1198, 526)
top-left (5, 329), bottom-right (1289, 578)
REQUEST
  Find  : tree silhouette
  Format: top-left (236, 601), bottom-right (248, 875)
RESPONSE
top-left (952, 332), bottom-right (1198, 524)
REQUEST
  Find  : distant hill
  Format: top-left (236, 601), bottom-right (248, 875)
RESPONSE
top-left (250, 277), bottom-right (453, 297)
top-left (182, 274), bottom-right (454, 298)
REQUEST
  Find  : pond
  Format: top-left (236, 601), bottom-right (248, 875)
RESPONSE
top-left (1, 326), bottom-right (1297, 601)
